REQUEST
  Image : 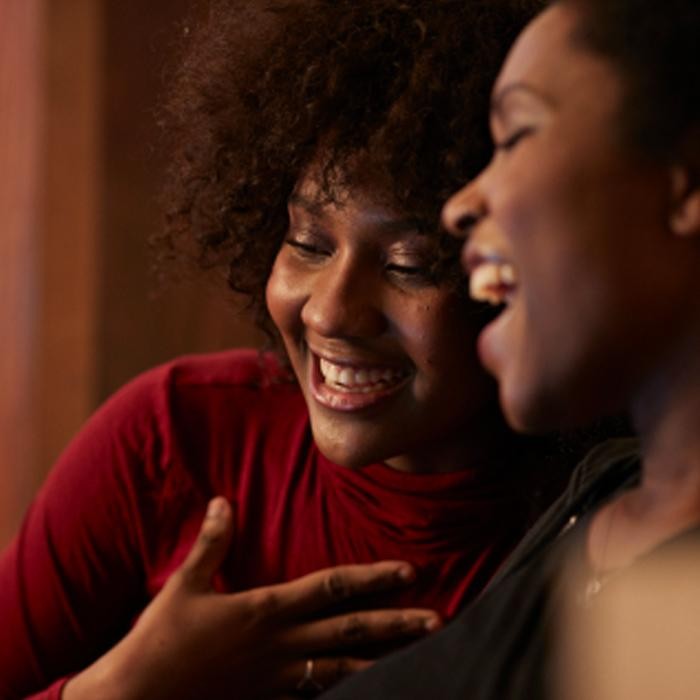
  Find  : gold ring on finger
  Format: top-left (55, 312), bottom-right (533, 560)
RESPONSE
top-left (296, 658), bottom-right (325, 695)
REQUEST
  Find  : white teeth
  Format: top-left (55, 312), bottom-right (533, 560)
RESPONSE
top-left (320, 359), bottom-right (339, 383)
top-left (318, 357), bottom-right (406, 391)
top-left (499, 263), bottom-right (516, 286)
top-left (338, 367), bottom-right (354, 385)
top-left (470, 261), bottom-right (518, 306)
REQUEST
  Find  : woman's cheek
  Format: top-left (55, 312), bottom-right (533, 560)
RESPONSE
top-left (265, 257), bottom-right (305, 336)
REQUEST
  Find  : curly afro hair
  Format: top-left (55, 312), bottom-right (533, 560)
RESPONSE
top-left (158, 0), bottom-right (545, 338)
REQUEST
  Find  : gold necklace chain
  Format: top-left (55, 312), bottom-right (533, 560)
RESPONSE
top-left (579, 501), bottom-right (619, 608)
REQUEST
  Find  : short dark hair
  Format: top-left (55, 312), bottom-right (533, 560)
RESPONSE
top-left (157, 0), bottom-right (544, 337)
top-left (564, 0), bottom-right (700, 161)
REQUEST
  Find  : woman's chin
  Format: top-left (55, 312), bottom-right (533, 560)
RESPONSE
top-left (500, 385), bottom-right (536, 434)
top-left (500, 375), bottom-right (590, 435)
top-left (310, 427), bottom-right (375, 469)
top-left (498, 365), bottom-right (559, 435)
top-left (318, 448), bottom-right (373, 470)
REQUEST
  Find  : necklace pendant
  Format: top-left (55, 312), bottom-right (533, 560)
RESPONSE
top-left (586, 578), bottom-right (603, 598)
top-left (579, 576), bottom-right (604, 608)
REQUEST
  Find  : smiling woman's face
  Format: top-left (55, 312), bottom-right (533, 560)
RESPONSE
top-left (443, 3), bottom-right (694, 432)
top-left (266, 169), bottom-right (504, 473)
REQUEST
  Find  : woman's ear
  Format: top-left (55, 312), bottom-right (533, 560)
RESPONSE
top-left (669, 166), bottom-right (700, 237)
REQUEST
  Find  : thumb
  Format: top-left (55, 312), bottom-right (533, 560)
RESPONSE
top-left (179, 496), bottom-right (234, 591)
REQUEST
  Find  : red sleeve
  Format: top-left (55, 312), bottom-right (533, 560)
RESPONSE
top-left (24, 678), bottom-right (70, 700)
top-left (0, 368), bottom-right (170, 698)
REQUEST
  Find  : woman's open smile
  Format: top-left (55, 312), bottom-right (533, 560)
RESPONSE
top-left (309, 349), bottom-right (412, 411)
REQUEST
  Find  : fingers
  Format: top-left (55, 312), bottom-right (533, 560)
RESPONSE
top-left (283, 607), bottom-right (441, 653)
top-left (178, 497), bottom-right (234, 591)
top-left (265, 561), bottom-right (417, 619)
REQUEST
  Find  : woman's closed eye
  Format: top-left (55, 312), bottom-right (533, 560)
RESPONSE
top-left (285, 236), bottom-right (331, 259)
top-left (493, 125), bottom-right (535, 153)
top-left (385, 259), bottom-right (435, 285)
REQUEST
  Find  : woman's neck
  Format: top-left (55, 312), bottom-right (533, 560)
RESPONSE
top-left (384, 412), bottom-right (519, 475)
top-left (588, 331), bottom-right (700, 574)
top-left (632, 327), bottom-right (700, 495)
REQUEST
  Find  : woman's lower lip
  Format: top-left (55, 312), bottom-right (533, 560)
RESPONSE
top-left (477, 302), bottom-right (515, 379)
top-left (309, 355), bottom-right (411, 412)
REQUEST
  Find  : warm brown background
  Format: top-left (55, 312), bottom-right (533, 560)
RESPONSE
top-left (1, 0), bottom-right (264, 549)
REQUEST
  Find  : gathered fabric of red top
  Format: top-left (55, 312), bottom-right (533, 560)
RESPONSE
top-left (0, 350), bottom-right (543, 699)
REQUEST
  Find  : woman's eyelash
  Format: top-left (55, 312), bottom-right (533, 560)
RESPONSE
top-left (285, 236), bottom-right (437, 283)
top-left (385, 261), bottom-right (436, 285)
top-left (386, 263), bottom-right (427, 275)
top-left (285, 238), bottom-right (328, 256)
top-left (494, 126), bottom-right (534, 151)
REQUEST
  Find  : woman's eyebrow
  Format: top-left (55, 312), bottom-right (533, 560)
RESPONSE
top-left (490, 82), bottom-right (553, 119)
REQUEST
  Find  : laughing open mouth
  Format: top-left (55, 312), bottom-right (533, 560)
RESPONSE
top-left (310, 352), bottom-right (412, 412)
top-left (469, 259), bottom-right (518, 307)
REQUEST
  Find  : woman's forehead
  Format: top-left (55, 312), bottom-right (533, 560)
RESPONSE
top-left (495, 6), bottom-right (578, 96)
top-left (494, 4), bottom-right (623, 123)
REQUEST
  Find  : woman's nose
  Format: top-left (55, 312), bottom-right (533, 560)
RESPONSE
top-left (442, 178), bottom-right (487, 240)
top-left (300, 262), bottom-right (387, 339)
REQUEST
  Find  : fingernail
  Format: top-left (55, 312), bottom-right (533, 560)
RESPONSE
top-left (396, 565), bottom-right (415, 583)
top-left (206, 498), bottom-right (225, 519)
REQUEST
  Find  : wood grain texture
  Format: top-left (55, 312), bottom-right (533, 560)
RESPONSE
top-left (36, 0), bottom-right (101, 480)
top-left (0, 0), bottom-right (265, 550)
top-left (0, 0), bottom-right (44, 548)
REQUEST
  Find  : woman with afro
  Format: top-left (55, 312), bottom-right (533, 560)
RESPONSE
top-left (0, 1), bottom-right (596, 697)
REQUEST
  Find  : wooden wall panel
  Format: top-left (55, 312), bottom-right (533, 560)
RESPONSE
top-left (1, 0), bottom-right (265, 549)
top-left (0, 0), bottom-right (44, 548)
top-left (36, 0), bottom-right (102, 480)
